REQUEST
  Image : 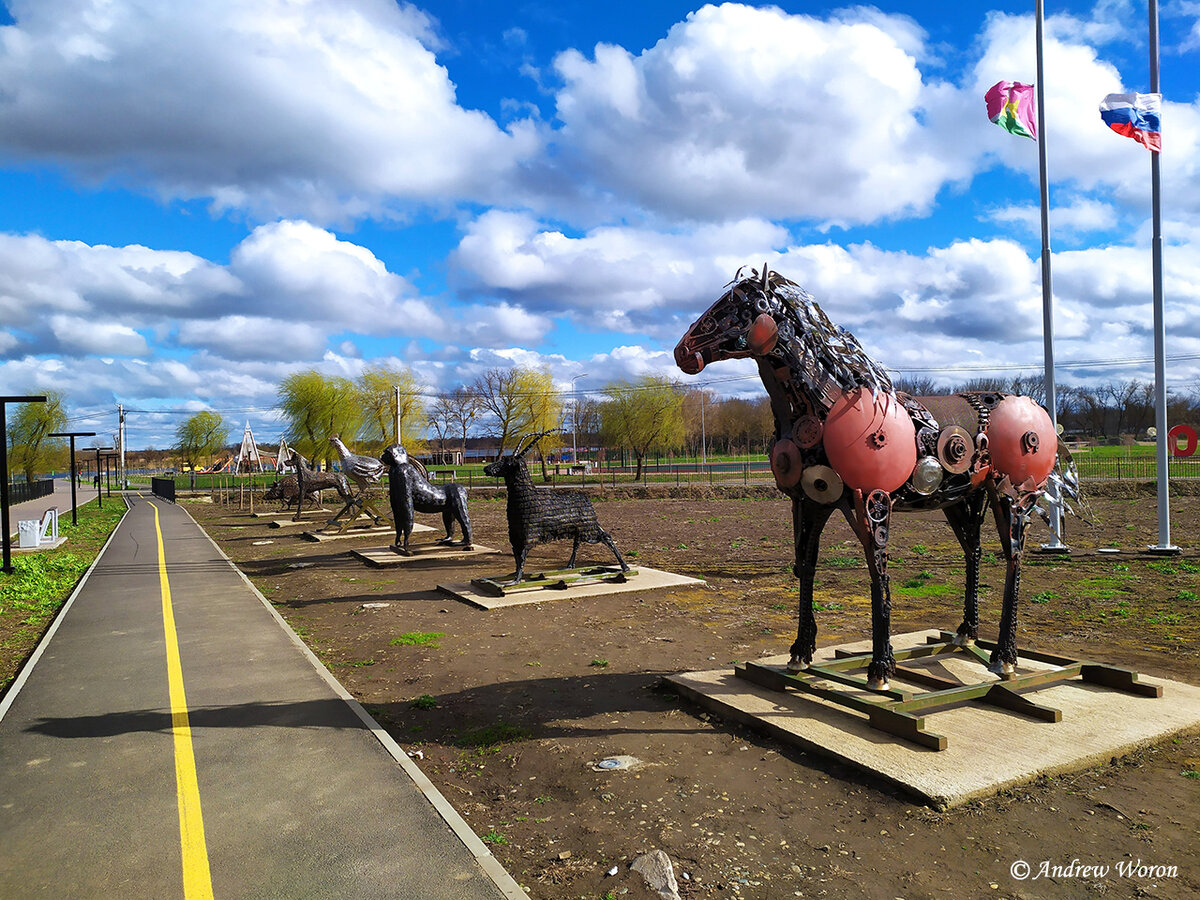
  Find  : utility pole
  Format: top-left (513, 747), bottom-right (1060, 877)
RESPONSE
top-left (118, 403), bottom-right (127, 490)
top-left (394, 385), bottom-right (402, 446)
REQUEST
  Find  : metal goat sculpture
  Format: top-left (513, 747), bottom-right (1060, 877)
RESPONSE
top-left (675, 267), bottom-right (1077, 690)
top-left (484, 431), bottom-right (628, 584)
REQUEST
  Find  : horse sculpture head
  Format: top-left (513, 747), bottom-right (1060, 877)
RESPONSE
top-left (674, 265), bottom-right (783, 375)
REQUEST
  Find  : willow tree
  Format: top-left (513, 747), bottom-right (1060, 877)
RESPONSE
top-left (7, 391), bottom-right (68, 482)
top-left (356, 364), bottom-right (426, 454)
top-left (277, 370), bottom-right (360, 468)
top-left (514, 368), bottom-right (564, 481)
top-left (174, 411), bottom-right (229, 489)
top-left (601, 376), bottom-right (687, 481)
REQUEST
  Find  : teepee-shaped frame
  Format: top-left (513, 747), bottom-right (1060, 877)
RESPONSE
top-left (235, 421), bottom-right (266, 474)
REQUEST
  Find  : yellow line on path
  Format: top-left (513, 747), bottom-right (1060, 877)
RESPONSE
top-left (150, 500), bottom-right (215, 900)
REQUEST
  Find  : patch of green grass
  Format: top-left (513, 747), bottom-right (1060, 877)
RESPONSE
top-left (912, 544), bottom-right (929, 556)
top-left (625, 549), bottom-right (638, 558)
top-left (534, 795), bottom-right (553, 804)
top-left (480, 829), bottom-right (508, 845)
top-left (1, 502), bottom-right (127, 690)
top-left (410, 694), bottom-right (438, 710)
top-left (589, 658), bottom-right (609, 668)
top-left (1182, 769), bottom-right (1200, 780)
top-left (813, 600), bottom-right (843, 610)
top-left (768, 603), bottom-right (788, 611)
top-left (1030, 591), bottom-right (1056, 604)
top-left (390, 631), bottom-right (445, 649)
top-left (453, 721), bottom-right (532, 749)
top-left (1174, 590), bottom-right (1199, 602)
top-left (1179, 561), bottom-right (1199, 574)
top-left (1146, 562), bottom-right (1178, 574)
top-left (825, 555), bottom-right (860, 568)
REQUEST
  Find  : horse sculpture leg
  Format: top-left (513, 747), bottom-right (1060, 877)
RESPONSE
top-left (845, 490), bottom-right (896, 691)
top-left (989, 492), bottom-right (1030, 676)
top-left (943, 491), bottom-right (989, 644)
top-left (787, 497), bottom-right (834, 672)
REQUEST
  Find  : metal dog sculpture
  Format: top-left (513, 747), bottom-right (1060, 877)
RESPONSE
top-left (380, 444), bottom-right (472, 552)
top-left (675, 267), bottom-right (1077, 690)
top-left (483, 432), bottom-right (628, 584)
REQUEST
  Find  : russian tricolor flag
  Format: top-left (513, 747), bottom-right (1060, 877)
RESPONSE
top-left (1099, 93), bottom-right (1161, 152)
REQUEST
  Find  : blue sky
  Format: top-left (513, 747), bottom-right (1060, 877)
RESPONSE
top-left (1, 0), bottom-right (1199, 450)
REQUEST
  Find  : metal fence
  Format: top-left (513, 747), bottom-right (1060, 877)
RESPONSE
top-left (6, 478), bottom-right (54, 504)
top-left (151, 477), bottom-right (176, 503)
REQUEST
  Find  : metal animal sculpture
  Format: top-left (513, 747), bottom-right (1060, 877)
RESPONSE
top-left (328, 434), bottom-right (392, 527)
top-left (264, 474), bottom-right (321, 511)
top-left (330, 434), bottom-right (387, 491)
top-left (286, 449), bottom-right (354, 523)
top-left (483, 432), bottom-right (628, 584)
top-left (675, 267), bottom-right (1077, 690)
top-left (380, 444), bottom-right (472, 551)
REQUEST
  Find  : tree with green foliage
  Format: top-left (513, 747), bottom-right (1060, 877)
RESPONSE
top-left (513, 368), bottom-right (563, 481)
top-left (174, 411), bottom-right (229, 489)
top-left (600, 376), bottom-right (687, 481)
top-left (6, 391), bottom-right (69, 482)
top-left (356, 364), bottom-right (426, 454)
top-left (277, 370), bottom-right (361, 467)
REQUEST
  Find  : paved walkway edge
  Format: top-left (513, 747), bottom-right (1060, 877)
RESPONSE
top-left (0, 497), bottom-right (129, 722)
top-left (191, 504), bottom-right (529, 900)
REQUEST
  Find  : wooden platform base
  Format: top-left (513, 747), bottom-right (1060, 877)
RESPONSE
top-left (351, 542), bottom-right (499, 567)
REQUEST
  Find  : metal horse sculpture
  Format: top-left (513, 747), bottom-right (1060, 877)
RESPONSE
top-left (675, 267), bottom-right (1076, 690)
top-left (287, 449), bottom-right (354, 523)
top-left (380, 444), bottom-right (472, 552)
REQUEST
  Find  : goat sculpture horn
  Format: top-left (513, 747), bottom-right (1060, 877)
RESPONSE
top-left (516, 431), bottom-right (552, 457)
top-left (761, 263), bottom-right (770, 290)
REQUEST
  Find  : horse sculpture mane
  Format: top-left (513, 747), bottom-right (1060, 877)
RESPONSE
top-left (676, 266), bottom-right (1077, 691)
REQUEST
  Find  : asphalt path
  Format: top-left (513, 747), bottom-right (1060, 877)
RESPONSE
top-left (0, 493), bottom-right (522, 899)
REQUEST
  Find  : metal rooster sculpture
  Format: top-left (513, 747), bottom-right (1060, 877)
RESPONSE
top-left (675, 267), bottom-right (1077, 691)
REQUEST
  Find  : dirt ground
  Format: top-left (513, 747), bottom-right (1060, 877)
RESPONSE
top-left (189, 485), bottom-right (1200, 900)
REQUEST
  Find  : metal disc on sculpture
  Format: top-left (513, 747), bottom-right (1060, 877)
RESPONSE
top-left (986, 396), bottom-right (1057, 487)
top-left (910, 456), bottom-right (944, 495)
top-left (936, 425), bottom-right (973, 475)
top-left (801, 465), bottom-right (843, 504)
top-left (747, 313), bottom-right (779, 355)
top-left (823, 387), bottom-right (917, 494)
top-left (792, 415), bottom-right (822, 449)
top-left (769, 438), bottom-right (803, 489)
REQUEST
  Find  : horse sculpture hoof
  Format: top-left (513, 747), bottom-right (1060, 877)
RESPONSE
top-left (786, 656), bottom-right (809, 673)
top-left (866, 676), bottom-right (890, 692)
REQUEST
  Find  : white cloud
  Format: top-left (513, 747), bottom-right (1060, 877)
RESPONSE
top-left (48, 315), bottom-right (149, 355)
top-left (174, 316), bottom-right (328, 360)
top-left (545, 3), bottom-right (968, 224)
top-left (0, 0), bottom-right (538, 222)
top-left (451, 210), bottom-right (790, 335)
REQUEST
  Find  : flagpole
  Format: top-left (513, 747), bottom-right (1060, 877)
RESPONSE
top-left (1147, 0), bottom-right (1178, 553)
top-left (1035, 0), bottom-right (1067, 550)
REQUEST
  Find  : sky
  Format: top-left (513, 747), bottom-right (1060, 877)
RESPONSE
top-left (1, 0), bottom-right (1199, 451)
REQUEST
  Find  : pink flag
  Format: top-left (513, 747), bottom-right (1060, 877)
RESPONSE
top-left (985, 81), bottom-right (1037, 140)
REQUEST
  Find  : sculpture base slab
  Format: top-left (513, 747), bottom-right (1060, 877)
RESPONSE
top-left (267, 512), bottom-right (359, 529)
top-left (439, 566), bottom-right (704, 610)
top-left (667, 630), bottom-right (1198, 809)
top-left (352, 543), bottom-right (499, 567)
top-left (302, 523), bottom-right (433, 543)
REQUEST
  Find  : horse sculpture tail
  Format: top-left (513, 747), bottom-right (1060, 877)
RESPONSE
top-left (1038, 437), bottom-right (1086, 528)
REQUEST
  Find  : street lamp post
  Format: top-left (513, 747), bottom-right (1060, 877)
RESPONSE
top-left (571, 373), bottom-right (589, 468)
top-left (49, 432), bottom-right (96, 525)
top-left (90, 448), bottom-right (114, 509)
top-left (1, 395), bottom-right (48, 575)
